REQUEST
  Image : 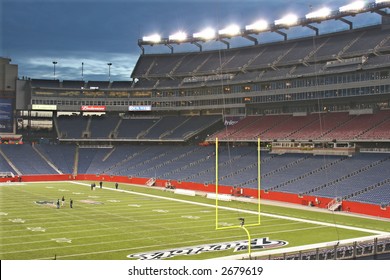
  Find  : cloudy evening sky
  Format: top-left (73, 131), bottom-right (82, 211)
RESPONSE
top-left (0, 0), bottom-right (384, 81)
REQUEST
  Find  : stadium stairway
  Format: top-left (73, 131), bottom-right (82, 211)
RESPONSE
top-left (110, 118), bottom-right (122, 139)
top-left (32, 144), bottom-right (62, 174)
top-left (73, 146), bottom-right (79, 176)
top-left (53, 115), bottom-right (61, 138)
top-left (0, 148), bottom-right (21, 175)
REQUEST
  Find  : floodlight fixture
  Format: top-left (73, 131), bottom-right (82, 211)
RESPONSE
top-left (218, 24), bottom-right (241, 36)
top-left (306, 7), bottom-right (332, 19)
top-left (274, 14), bottom-right (298, 26)
top-left (52, 61), bottom-right (57, 80)
top-left (107, 62), bottom-right (112, 82)
top-left (339, 1), bottom-right (366, 12)
top-left (193, 27), bottom-right (216, 40)
top-left (142, 34), bottom-right (161, 43)
top-left (245, 20), bottom-right (268, 32)
top-left (169, 31), bottom-right (187, 42)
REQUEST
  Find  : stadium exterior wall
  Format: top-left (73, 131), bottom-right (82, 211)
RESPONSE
top-left (1, 174), bottom-right (389, 219)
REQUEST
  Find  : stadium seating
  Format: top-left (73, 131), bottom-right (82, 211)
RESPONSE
top-left (89, 115), bottom-right (121, 139)
top-left (35, 143), bottom-right (76, 174)
top-left (3, 141), bottom-right (390, 208)
top-left (117, 117), bottom-right (158, 139)
top-left (131, 25), bottom-right (389, 85)
top-left (320, 112), bottom-right (390, 140)
top-left (350, 183), bottom-right (390, 206)
top-left (87, 81), bottom-right (110, 89)
top-left (0, 151), bottom-right (16, 173)
top-left (31, 79), bottom-right (60, 88)
top-left (358, 110), bottom-right (390, 140)
top-left (56, 115), bottom-right (89, 139)
top-left (208, 110), bottom-right (390, 141)
top-left (0, 144), bottom-right (57, 174)
top-left (62, 80), bottom-right (85, 89)
top-left (141, 116), bottom-right (188, 139)
top-left (110, 81), bottom-right (133, 89)
top-left (163, 115), bottom-right (221, 140)
top-left (56, 115), bottom-right (221, 141)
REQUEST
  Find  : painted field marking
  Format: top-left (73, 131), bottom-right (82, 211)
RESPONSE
top-left (153, 209), bottom-right (169, 213)
top-left (51, 238), bottom-right (72, 243)
top-left (181, 215), bottom-right (200, 220)
top-left (70, 181), bottom-right (388, 236)
top-left (27, 227), bottom-right (46, 232)
top-left (3, 181), bottom-right (384, 260)
top-left (9, 218), bottom-right (25, 223)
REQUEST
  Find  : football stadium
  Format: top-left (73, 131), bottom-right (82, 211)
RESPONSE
top-left (1, 0), bottom-right (390, 261)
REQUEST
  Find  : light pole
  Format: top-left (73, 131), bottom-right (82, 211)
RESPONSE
top-left (107, 62), bottom-right (112, 82)
top-left (52, 61), bottom-right (57, 80)
top-left (81, 62), bottom-right (84, 80)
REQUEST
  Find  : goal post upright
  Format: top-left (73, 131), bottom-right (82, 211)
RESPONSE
top-left (257, 137), bottom-right (261, 225)
top-left (215, 137), bottom-right (219, 230)
top-left (215, 137), bottom-right (261, 230)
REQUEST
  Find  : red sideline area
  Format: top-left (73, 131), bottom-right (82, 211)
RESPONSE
top-left (1, 174), bottom-right (389, 219)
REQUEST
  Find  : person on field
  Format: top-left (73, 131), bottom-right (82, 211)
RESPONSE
top-left (70, 198), bottom-right (73, 208)
top-left (56, 199), bottom-right (60, 209)
top-left (115, 182), bottom-right (118, 189)
top-left (61, 196), bottom-right (65, 206)
top-left (99, 181), bottom-right (103, 189)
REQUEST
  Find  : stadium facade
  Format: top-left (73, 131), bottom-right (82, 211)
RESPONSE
top-left (1, 4), bottom-right (390, 219)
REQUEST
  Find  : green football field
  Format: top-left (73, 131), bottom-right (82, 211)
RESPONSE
top-left (1, 181), bottom-right (389, 260)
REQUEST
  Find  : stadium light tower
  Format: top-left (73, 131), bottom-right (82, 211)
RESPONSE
top-left (107, 62), bottom-right (112, 82)
top-left (52, 61), bottom-right (57, 80)
top-left (136, 1), bottom-right (390, 54)
top-left (81, 62), bottom-right (84, 80)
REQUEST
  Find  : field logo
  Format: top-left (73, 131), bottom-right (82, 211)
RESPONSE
top-left (35, 201), bottom-right (55, 208)
top-left (127, 237), bottom-right (288, 260)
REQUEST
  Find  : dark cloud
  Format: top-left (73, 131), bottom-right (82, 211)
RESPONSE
top-left (1, 0), bottom-right (383, 80)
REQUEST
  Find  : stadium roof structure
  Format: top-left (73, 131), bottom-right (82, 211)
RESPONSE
top-left (138, 0), bottom-right (390, 54)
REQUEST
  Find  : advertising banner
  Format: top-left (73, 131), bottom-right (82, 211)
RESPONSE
top-left (32, 104), bottom-right (57, 110)
top-left (128, 105), bottom-right (152, 111)
top-left (0, 99), bottom-right (13, 133)
top-left (81, 105), bottom-right (106, 111)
